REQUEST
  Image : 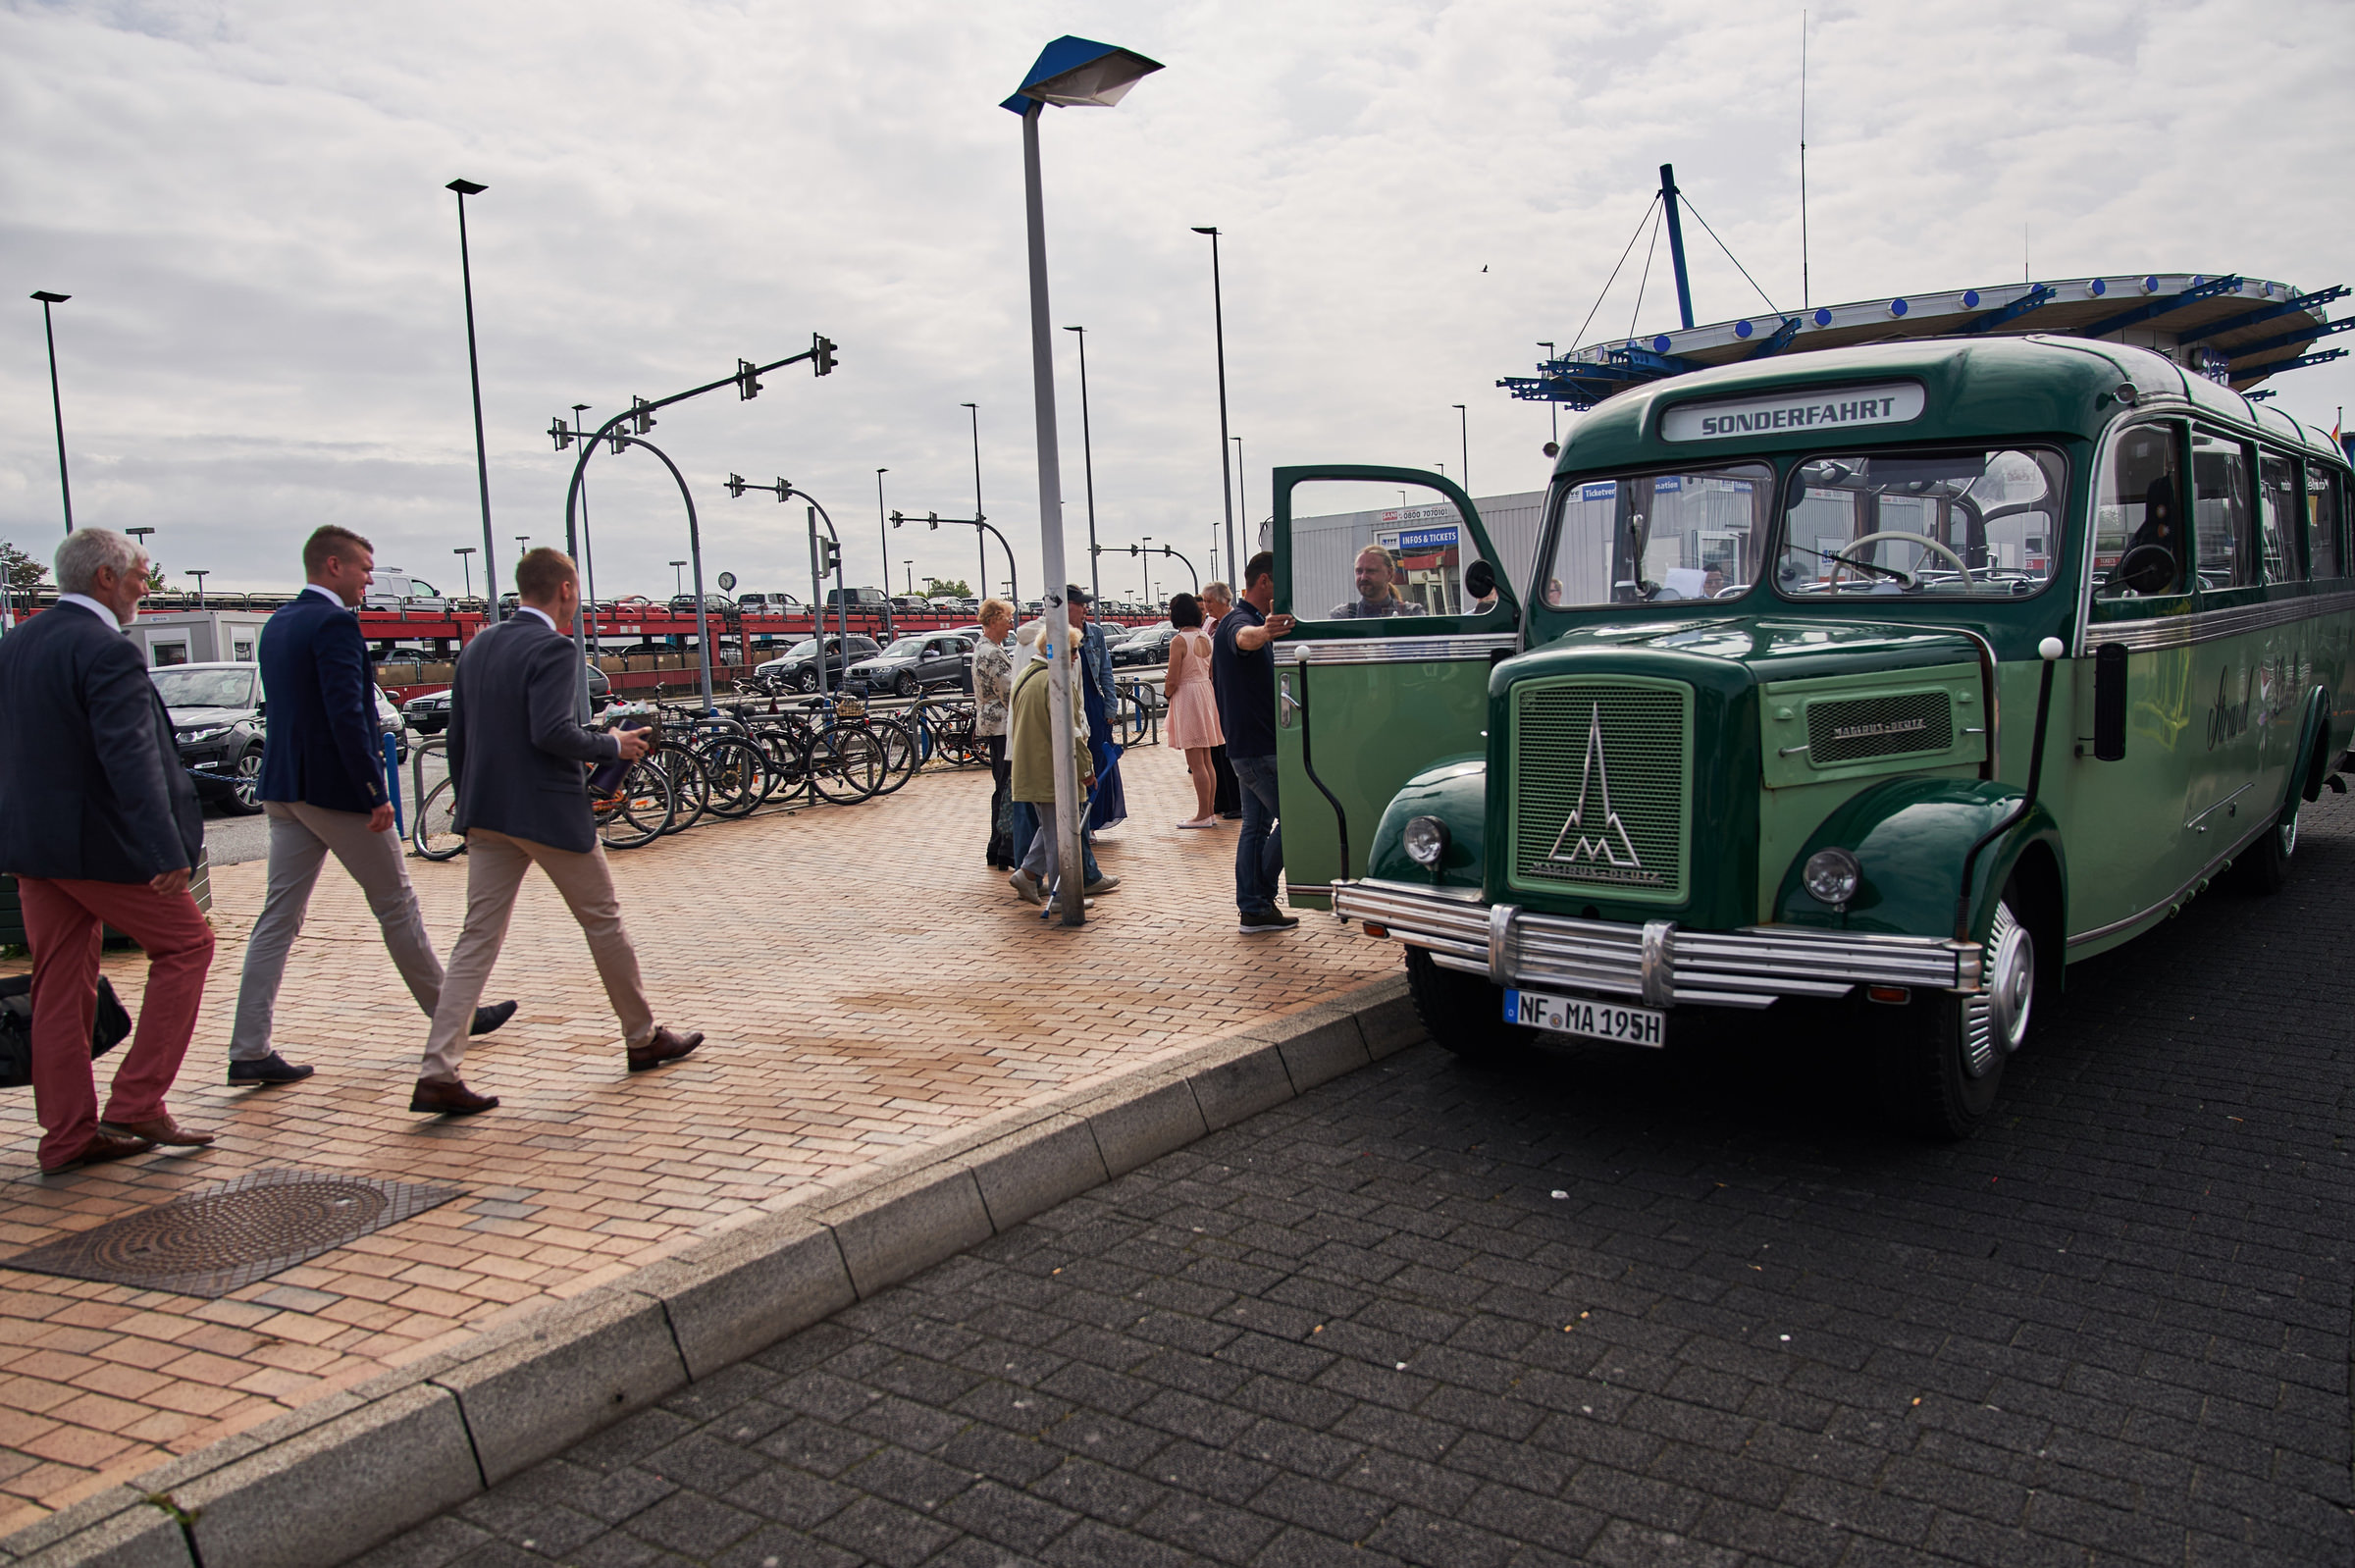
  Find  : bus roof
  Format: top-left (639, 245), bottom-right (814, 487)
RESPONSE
top-left (1507, 272), bottom-right (2345, 411)
top-left (1553, 336), bottom-right (2346, 477)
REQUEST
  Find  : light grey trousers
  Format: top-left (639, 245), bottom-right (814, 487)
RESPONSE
top-left (230, 801), bottom-right (445, 1061)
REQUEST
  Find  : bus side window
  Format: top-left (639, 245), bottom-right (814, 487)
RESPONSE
top-left (2190, 430), bottom-right (2258, 591)
top-left (2307, 463), bottom-right (2347, 580)
top-left (2092, 421), bottom-right (2183, 600)
top-left (2257, 452), bottom-right (2298, 581)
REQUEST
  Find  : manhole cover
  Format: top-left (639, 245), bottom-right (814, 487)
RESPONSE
top-left (3, 1169), bottom-right (464, 1298)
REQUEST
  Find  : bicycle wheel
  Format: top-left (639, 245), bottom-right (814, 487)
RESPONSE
top-left (752, 725), bottom-right (814, 802)
top-left (865, 717), bottom-right (919, 796)
top-left (412, 777), bottom-right (465, 861)
top-left (810, 728), bottom-right (888, 803)
top-left (594, 760), bottom-right (675, 850)
top-left (699, 736), bottom-right (770, 819)
top-left (652, 742), bottom-right (710, 833)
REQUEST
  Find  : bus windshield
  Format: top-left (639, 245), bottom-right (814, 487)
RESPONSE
top-left (1540, 462), bottom-right (1774, 607)
top-left (1772, 445), bottom-right (2065, 599)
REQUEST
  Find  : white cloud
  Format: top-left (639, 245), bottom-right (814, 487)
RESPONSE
top-left (3, 0), bottom-right (2350, 599)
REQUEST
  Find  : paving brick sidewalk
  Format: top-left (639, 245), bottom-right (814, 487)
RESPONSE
top-left (0, 748), bottom-right (1391, 1534)
top-left (370, 793), bottom-right (2355, 1566)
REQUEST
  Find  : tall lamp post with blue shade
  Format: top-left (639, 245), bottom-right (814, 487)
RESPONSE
top-left (1003, 35), bottom-right (1162, 925)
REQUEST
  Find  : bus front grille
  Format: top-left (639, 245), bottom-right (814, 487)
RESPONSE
top-left (1508, 677), bottom-right (1691, 903)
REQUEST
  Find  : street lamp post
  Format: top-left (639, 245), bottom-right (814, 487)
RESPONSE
top-left (452, 547), bottom-right (476, 601)
top-left (1006, 34), bottom-right (1163, 925)
top-left (1190, 228), bottom-right (1236, 582)
top-left (1453, 404), bottom-right (1470, 497)
top-left (187, 569), bottom-right (209, 609)
top-left (446, 179), bottom-right (500, 621)
top-left (30, 291), bottom-right (74, 534)
top-left (961, 403), bottom-right (986, 601)
top-left (1064, 325), bottom-right (1102, 603)
top-left (669, 559), bottom-right (688, 598)
top-left (1537, 342), bottom-right (1558, 449)
top-left (573, 402), bottom-right (600, 653)
top-left (515, 535), bottom-right (531, 560)
top-left (1231, 436), bottom-right (1245, 560)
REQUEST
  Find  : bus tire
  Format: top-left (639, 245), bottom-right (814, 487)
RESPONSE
top-left (1877, 888), bottom-right (2038, 1140)
top-left (2230, 795), bottom-right (2299, 895)
top-left (1404, 946), bottom-right (1535, 1063)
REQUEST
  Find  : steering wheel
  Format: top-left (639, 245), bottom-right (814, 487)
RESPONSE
top-left (1826, 531), bottom-right (1976, 591)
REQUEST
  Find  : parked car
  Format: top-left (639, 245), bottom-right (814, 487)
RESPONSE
top-left (1110, 622), bottom-right (1178, 666)
top-left (824, 586), bottom-right (890, 612)
top-left (735, 592), bottom-right (802, 613)
top-left (148, 660), bottom-right (411, 817)
top-left (361, 570), bottom-right (447, 612)
top-left (403, 662), bottom-right (607, 734)
top-left (847, 634), bottom-right (975, 698)
top-left (753, 634), bottom-right (883, 694)
top-left (888, 596), bottom-right (930, 615)
top-left (668, 593), bottom-right (736, 615)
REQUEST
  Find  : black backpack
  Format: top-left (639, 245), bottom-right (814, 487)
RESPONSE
top-left (0, 974), bottom-right (132, 1090)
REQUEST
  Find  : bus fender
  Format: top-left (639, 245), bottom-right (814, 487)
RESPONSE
top-left (1365, 755), bottom-right (1488, 888)
top-left (2295, 685), bottom-right (2333, 806)
top-left (1771, 777), bottom-right (2066, 949)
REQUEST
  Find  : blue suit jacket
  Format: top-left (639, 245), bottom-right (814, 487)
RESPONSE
top-left (0, 601), bottom-right (202, 882)
top-left (447, 614), bottom-right (618, 855)
top-left (257, 590), bottom-right (389, 813)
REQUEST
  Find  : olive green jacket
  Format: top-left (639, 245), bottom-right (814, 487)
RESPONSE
top-left (1008, 658), bottom-right (1089, 804)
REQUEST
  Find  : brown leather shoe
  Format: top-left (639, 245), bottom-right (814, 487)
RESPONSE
top-left (98, 1114), bottom-right (217, 1148)
top-left (408, 1077), bottom-right (498, 1115)
top-left (42, 1130), bottom-right (155, 1175)
top-left (626, 1026), bottom-right (704, 1073)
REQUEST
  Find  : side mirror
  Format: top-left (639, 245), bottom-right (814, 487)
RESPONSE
top-left (2113, 544), bottom-right (2177, 596)
top-left (1463, 559), bottom-right (1497, 601)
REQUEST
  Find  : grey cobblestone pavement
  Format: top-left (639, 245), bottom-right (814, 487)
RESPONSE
top-left (363, 794), bottom-right (2355, 1567)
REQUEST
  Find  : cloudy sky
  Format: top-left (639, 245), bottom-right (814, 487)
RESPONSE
top-left (4, 0), bottom-right (2351, 602)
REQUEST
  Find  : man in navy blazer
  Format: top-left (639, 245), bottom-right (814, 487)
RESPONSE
top-left (0, 529), bottom-right (215, 1172)
top-left (410, 548), bottom-right (702, 1114)
top-left (227, 525), bottom-right (514, 1087)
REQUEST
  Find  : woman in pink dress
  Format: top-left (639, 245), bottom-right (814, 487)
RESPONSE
top-left (1162, 594), bottom-right (1225, 828)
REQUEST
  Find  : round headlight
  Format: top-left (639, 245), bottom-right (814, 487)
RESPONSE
top-left (1402, 815), bottom-right (1451, 867)
top-left (1802, 847), bottom-right (1862, 908)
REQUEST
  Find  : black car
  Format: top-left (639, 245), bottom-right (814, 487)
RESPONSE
top-left (754, 634), bottom-right (882, 694)
top-left (1110, 622), bottom-right (1178, 666)
top-left (846, 634), bottom-right (974, 698)
top-left (404, 662), bottom-right (609, 734)
top-left (668, 593), bottom-right (736, 615)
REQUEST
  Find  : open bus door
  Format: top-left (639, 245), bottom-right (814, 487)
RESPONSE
top-left (1271, 467), bottom-right (1522, 910)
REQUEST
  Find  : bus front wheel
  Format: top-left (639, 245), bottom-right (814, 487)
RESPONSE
top-left (1877, 891), bottom-right (2038, 1140)
top-left (2230, 798), bottom-right (2299, 894)
top-left (1404, 947), bottom-right (1535, 1063)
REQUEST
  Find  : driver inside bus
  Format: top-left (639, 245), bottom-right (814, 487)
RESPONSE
top-left (1331, 545), bottom-right (1428, 618)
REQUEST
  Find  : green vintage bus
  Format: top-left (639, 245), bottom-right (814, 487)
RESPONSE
top-left (1273, 333), bottom-right (2354, 1136)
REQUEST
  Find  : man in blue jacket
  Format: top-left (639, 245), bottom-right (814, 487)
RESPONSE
top-left (410, 549), bottom-right (701, 1114)
top-left (0, 529), bottom-right (215, 1172)
top-left (227, 526), bottom-right (514, 1087)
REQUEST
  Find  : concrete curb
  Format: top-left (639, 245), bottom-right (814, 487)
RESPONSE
top-left (0, 973), bottom-right (1422, 1568)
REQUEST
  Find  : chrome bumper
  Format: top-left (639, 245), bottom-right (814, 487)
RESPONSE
top-left (1333, 878), bottom-right (1982, 1010)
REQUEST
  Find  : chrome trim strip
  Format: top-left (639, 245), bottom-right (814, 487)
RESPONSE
top-left (2066, 814), bottom-right (2275, 949)
top-left (1285, 634), bottom-right (1521, 666)
top-left (2079, 588), bottom-right (2355, 655)
top-left (2183, 782), bottom-right (2253, 832)
top-left (1335, 879), bottom-right (1978, 1009)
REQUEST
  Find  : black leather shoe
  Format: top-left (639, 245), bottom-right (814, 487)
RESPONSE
top-left (228, 1052), bottom-right (315, 1087)
top-left (470, 1001), bottom-right (518, 1037)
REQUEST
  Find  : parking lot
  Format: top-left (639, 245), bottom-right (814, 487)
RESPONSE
top-left (370, 794), bottom-right (2355, 1566)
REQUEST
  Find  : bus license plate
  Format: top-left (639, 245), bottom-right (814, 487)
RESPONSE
top-left (1504, 989), bottom-right (1665, 1047)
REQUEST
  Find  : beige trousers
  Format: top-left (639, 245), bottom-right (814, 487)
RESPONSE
top-left (419, 828), bottom-right (654, 1082)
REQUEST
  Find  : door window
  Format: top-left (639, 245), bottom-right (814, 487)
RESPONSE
top-left (2307, 463), bottom-right (2348, 580)
top-left (2092, 421), bottom-right (2185, 600)
top-left (2258, 452), bottom-right (2299, 581)
top-left (2190, 430), bottom-right (2258, 589)
top-left (1288, 479), bottom-right (1501, 621)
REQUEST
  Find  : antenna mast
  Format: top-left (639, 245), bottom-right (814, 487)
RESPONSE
top-left (1799, 10), bottom-right (1810, 310)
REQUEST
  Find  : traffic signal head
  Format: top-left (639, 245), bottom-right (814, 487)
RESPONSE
top-left (630, 395), bottom-right (656, 435)
top-left (811, 333), bottom-right (838, 377)
top-left (724, 474), bottom-right (747, 498)
top-left (549, 416), bottom-right (574, 451)
top-left (927, 512), bottom-right (939, 531)
top-left (890, 510), bottom-right (904, 529)
top-left (737, 358), bottom-right (762, 400)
